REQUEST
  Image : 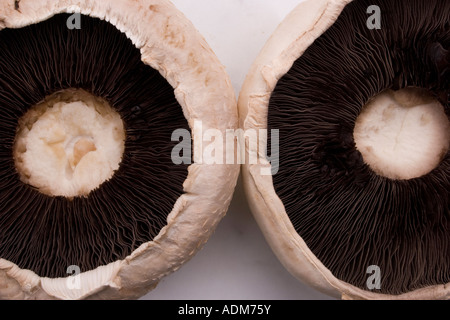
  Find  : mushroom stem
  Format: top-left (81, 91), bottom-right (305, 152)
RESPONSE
top-left (354, 87), bottom-right (450, 180)
top-left (13, 89), bottom-right (125, 198)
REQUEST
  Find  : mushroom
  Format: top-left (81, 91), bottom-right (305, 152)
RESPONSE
top-left (0, 0), bottom-right (238, 300)
top-left (239, 0), bottom-right (449, 299)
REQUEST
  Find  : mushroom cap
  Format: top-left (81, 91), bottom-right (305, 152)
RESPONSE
top-left (0, 0), bottom-right (238, 300)
top-left (238, 0), bottom-right (450, 300)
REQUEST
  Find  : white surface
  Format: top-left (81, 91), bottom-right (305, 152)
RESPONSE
top-left (142, 0), bottom-right (333, 300)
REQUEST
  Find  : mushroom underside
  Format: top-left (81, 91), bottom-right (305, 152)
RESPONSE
top-left (0, 13), bottom-right (189, 279)
top-left (268, 0), bottom-right (449, 295)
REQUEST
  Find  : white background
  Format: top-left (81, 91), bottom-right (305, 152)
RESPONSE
top-left (143, 0), bottom-right (333, 300)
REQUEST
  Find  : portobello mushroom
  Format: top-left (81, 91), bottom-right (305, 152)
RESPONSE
top-left (0, 0), bottom-right (238, 300)
top-left (239, 0), bottom-right (449, 299)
